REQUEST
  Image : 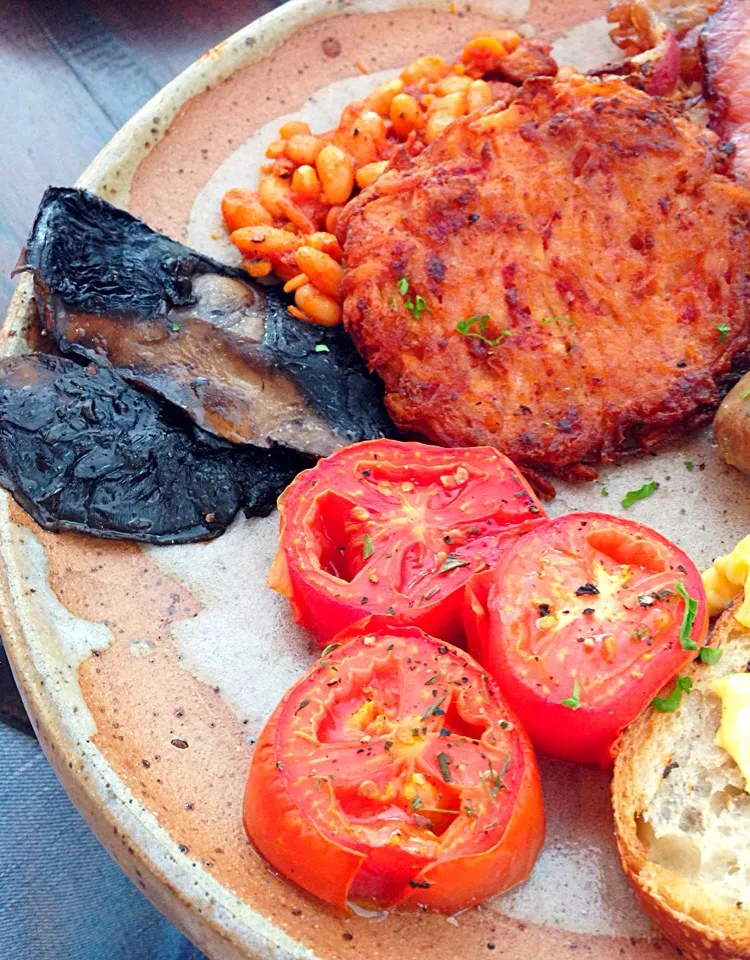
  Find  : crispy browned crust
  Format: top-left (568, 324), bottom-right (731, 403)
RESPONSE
top-left (340, 76), bottom-right (750, 481)
top-left (613, 600), bottom-right (750, 960)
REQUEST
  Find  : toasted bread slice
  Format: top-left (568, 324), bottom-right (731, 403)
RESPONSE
top-left (614, 599), bottom-right (750, 959)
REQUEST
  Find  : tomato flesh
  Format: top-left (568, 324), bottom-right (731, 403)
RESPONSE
top-left (244, 620), bottom-right (545, 912)
top-left (468, 512), bottom-right (708, 766)
top-left (269, 440), bottom-right (547, 646)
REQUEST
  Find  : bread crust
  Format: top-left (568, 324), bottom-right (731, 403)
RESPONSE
top-left (613, 599), bottom-right (750, 959)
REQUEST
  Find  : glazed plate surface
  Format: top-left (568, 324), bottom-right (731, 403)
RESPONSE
top-left (3, 2), bottom-right (749, 958)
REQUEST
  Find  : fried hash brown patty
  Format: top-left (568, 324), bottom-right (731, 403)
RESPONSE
top-left (339, 77), bottom-right (750, 480)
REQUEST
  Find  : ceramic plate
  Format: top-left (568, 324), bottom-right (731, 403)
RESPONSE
top-left (3, 2), bottom-right (748, 957)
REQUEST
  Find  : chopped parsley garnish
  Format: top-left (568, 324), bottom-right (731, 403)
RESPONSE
top-left (425, 675), bottom-right (439, 685)
top-left (456, 315), bottom-right (510, 347)
top-left (540, 314), bottom-right (575, 329)
top-left (717, 322), bottom-right (731, 344)
top-left (675, 581), bottom-right (698, 650)
top-left (684, 460), bottom-right (694, 470)
top-left (314, 343), bottom-right (329, 353)
top-left (601, 487), bottom-right (609, 497)
top-left (561, 678), bottom-right (580, 710)
top-left (409, 795), bottom-right (424, 812)
top-left (319, 642), bottom-right (340, 660)
top-left (699, 646), bottom-right (723, 665)
top-left (397, 277), bottom-right (409, 295)
top-left (621, 480), bottom-right (659, 508)
top-left (171, 322), bottom-right (181, 332)
top-left (422, 693), bottom-right (448, 720)
top-left (439, 553), bottom-right (470, 574)
top-left (742, 390), bottom-right (750, 399)
top-left (437, 752), bottom-right (452, 783)
top-left (405, 294), bottom-right (430, 320)
top-left (652, 675), bottom-right (692, 712)
top-left (362, 534), bottom-right (375, 559)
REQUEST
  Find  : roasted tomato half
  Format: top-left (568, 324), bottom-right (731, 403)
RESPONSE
top-left (268, 439), bottom-right (547, 646)
top-left (244, 620), bottom-right (545, 912)
top-left (464, 512), bottom-right (708, 766)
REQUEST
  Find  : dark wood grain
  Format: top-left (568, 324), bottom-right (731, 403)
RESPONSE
top-left (0, 0), bottom-right (280, 731)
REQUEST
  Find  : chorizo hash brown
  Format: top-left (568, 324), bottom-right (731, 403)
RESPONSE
top-left (339, 76), bottom-right (750, 480)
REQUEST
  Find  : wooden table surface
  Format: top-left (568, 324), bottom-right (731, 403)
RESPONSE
top-left (0, 0), bottom-right (279, 732)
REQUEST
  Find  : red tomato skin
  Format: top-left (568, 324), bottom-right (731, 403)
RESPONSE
top-left (269, 440), bottom-right (547, 647)
top-left (243, 707), bottom-right (364, 912)
top-left (244, 619), bottom-right (546, 913)
top-left (478, 512), bottom-right (709, 767)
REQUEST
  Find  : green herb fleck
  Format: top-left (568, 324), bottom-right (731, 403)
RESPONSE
top-left (684, 460), bottom-right (694, 470)
top-left (439, 553), bottom-right (471, 574)
top-left (437, 752), bottom-right (452, 783)
top-left (171, 322), bottom-right (181, 333)
top-left (386, 606), bottom-right (396, 616)
top-left (314, 343), bottom-right (329, 353)
top-left (422, 693), bottom-right (448, 721)
top-left (397, 277), bottom-right (409, 295)
top-left (561, 678), bottom-right (580, 710)
top-left (294, 698), bottom-right (310, 715)
top-left (319, 642), bottom-right (340, 660)
top-left (405, 294), bottom-right (430, 320)
top-left (717, 322), bottom-right (731, 344)
top-left (621, 481), bottom-right (659, 508)
top-left (425, 675), bottom-right (439, 685)
top-left (540, 314), bottom-right (575, 329)
top-left (362, 534), bottom-right (375, 560)
top-left (456, 314), bottom-right (510, 347)
top-left (409, 795), bottom-right (424, 812)
top-left (652, 675), bottom-right (692, 712)
top-left (742, 390), bottom-right (750, 399)
top-left (601, 487), bottom-right (608, 497)
top-left (390, 293), bottom-right (398, 311)
top-left (699, 646), bottom-right (723, 665)
top-left (674, 581), bottom-right (698, 650)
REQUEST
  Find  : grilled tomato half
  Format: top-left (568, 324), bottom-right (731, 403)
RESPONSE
top-left (244, 621), bottom-right (544, 912)
top-left (268, 439), bottom-right (547, 645)
top-left (464, 512), bottom-right (708, 766)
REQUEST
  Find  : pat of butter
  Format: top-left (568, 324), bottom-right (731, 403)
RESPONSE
top-left (702, 535), bottom-right (750, 628)
top-left (712, 674), bottom-right (750, 791)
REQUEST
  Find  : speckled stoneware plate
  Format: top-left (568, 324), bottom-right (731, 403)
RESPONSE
top-left (2, 2), bottom-right (749, 958)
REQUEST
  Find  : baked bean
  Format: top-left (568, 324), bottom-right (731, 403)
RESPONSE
top-left (401, 54), bottom-right (448, 84)
top-left (265, 139), bottom-right (287, 159)
top-left (466, 78), bottom-right (493, 113)
top-left (425, 91), bottom-right (466, 143)
top-left (231, 225), bottom-right (300, 258)
top-left (435, 74), bottom-right (472, 96)
top-left (243, 258), bottom-right (273, 278)
top-left (389, 93), bottom-right (423, 139)
top-left (257, 175), bottom-right (292, 219)
top-left (291, 164), bottom-right (321, 197)
top-left (283, 272), bottom-right (309, 293)
top-left (355, 160), bottom-right (388, 189)
top-left (307, 232), bottom-right (344, 261)
top-left (294, 283), bottom-right (343, 326)
top-left (221, 189), bottom-right (274, 232)
top-left (279, 198), bottom-right (317, 234)
top-left (295, 246), bottom-right (344, 299)
top-left (288, 304), bottom-right (313, 323)
top-left (285, 134), bottom-right (324, 166)
top-left (325, 206), bottom-right (344, 235)
top-left (363, 77), bottom-right (404, 116)
top-left (279, 119), bottom-right (311, 139)
top-left (316, 145), bottom-right (355, 205)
